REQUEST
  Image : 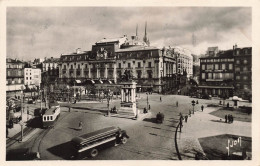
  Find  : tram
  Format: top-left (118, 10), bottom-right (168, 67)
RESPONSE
top-left (42, 106), bottom-right (60, 128)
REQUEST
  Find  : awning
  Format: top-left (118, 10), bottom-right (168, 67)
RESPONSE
top-left (198, 86), bottom-right (234, 89)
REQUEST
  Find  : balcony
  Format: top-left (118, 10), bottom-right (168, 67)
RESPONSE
top-left (206, 79), bottom-right (223, 82)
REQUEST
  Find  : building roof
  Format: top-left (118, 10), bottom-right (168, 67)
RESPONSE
top-left (207, 47), bottom-right (218, 52)
top-left (200, 49), bottom-right (233, 59)
top-left (6, 58), bottom-right (24, 63)
top-left (116, 45), bottom-right (159, 52)
top-left (43, 58), bottom-right (60, 63)
top-left (96, 36), bottom-right (127, 44)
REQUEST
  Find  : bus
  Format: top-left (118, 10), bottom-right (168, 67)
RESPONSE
top-left (42, 106), bottom-right (60, 128)
top-left (70, 126), bottom-right (129, 159)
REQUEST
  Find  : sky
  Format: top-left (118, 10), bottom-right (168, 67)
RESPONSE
top-left (7, 7), bottom-right (252, 60)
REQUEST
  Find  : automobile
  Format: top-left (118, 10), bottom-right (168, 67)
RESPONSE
top-left (6, 148), bottom-right (40, 160)
top-left (28, 99), bottom-right (36, 104)
top-left (156, 112), bottom-right (164, 123)
top-left (200, 94), bottom-right (212, 100)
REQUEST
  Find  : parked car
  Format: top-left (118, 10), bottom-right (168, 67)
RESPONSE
top-left (28, 99), bottom-right (36, 104)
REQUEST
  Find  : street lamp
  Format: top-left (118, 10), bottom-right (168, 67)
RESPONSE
top-left (107, 89), bottom-right (111, 117)
top-left (146, 92), bottom-right (149, 110)
top-left (160, 70), bottom-right (163, 93)
top-left (20, 88), bottom-right (24, 142)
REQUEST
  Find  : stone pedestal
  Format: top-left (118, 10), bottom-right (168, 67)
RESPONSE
top-left (117, 81), bottom-right (139, 118)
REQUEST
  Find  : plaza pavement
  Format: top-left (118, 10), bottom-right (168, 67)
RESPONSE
top-left (177, 106), bottom-right (251, 160)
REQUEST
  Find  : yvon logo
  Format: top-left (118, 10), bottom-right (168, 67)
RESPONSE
top-left (226, 137), bottom-right (242, 156)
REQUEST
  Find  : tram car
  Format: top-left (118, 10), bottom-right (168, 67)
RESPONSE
top-left (42, 106), bottom-right (60, 128)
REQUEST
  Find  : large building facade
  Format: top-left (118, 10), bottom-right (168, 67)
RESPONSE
top-left (24, 68), bottom-right (41, 89)
top-left (6, 58), bottom-right (25, 92)
top-left (198, 45), bottom-right (252, 99)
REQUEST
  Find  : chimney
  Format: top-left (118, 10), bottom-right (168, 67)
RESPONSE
top-left (76, 48), bottom-right (81, 54)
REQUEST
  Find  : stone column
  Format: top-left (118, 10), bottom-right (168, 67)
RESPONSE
top-left (113, 63), bottom-right (117, 83)
top-left (105, 64), bottom-right (108, 79)
top-left (88, 64), bottom-right (91, 78)
top-left (142, 60), bottom-right (146, 78)
top-left (121, 88), bottom-right (124, 102)
top-left (163, 62), bottom-right (166, 77)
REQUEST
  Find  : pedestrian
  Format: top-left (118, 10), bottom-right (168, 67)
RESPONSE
top-left (201, 105), bottom-right (204, 112)
top-left (227, 102), bottom-right (229, 108)
top-left (227, 114), bottom-right (230, 123)
top-left (143, 107), bottom-right (147, 114)
top-left (148, 104), bottom-right (151, 110)
top-left (230, 115), bottom-right (233, 123)
top-left (160, 96), bottom-right (162, 102)
top-left (68, 104), bottom-right (71, 112)
top-left (78, 121), bottom-right (83, 130)
top-left (189, 110), bottom-right (191, 117)
top-left (176, 101), bottom-right (178, 107)
top-left (179, 115), bottom-right (183, 127)
top-left (196, 100), bottom-right (199, 104)
top-left (225, 114), bottom-right (227, 123)
top-left (184, 115), bottom-right (188, 122)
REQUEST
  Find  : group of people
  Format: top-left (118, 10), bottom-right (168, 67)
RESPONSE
top-left (110, 106), bottom-right (117, 113)
top-left (225, 114), bottom-right (234, 123)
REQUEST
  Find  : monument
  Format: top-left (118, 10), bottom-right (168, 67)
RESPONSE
top-left (117, 70), bottom-right (139, 119)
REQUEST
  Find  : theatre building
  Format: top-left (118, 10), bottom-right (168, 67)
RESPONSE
top-left (59, 32), bottom-right (177, 93)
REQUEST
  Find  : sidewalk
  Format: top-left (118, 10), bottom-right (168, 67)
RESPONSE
top-left (177, 106), bottom-right (251, 160)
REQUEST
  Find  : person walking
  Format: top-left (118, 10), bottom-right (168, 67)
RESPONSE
top-left (227, 114), bottom-right (230, 123)
top-left (184, 115), bottom-right (188, 123)
top-left (160, 96), bottom-right (162, 102)
top-left (189, 110), bottom-right (191, 117)
top-left (230, 115), bottom-right (233, 123)
top-left (78, 121), bottom-right (83, 130)
top-left (148, 104), bottom-right (151, 110)
top-left (201, 105), bottom-right (204, 112)
top-left (68, 103), bottom-right (71, 112)
top-left (196, 100), bottom-right (199, 104)
top-left (176, 101), bottom-right (178, 107)
top-left (225, 114), bottom-right (227, 123)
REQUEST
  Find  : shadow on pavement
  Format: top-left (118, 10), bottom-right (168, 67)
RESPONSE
top-left (210, 119), bottom-right (226, 123)
top-left (149, 133), bottom-right (174, 140)
top-left (47, 141), bottom-right (73, 160)
top-left (143, 118), bottom-right (157, 123)
top-left (26, 117), bottom-right (42, 128)
top-left (144, 125), bottom-right (175, 132)
top-left (68, 127), bottom-right (80, 131)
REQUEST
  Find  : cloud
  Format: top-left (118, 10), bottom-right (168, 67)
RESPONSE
top-left (7, 7), bottom-right (251, 60)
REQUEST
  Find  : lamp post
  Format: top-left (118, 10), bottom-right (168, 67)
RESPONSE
top-left (146, 92), bottom-right (149, 110)
top-left (107, 89), bottom-right (111, 117)
top-left (40, 89), bottom-right (42, 110)
top-left (20, 88), bottom-right (24, 142)
top-left (160, 70), bottom-right (163, 94)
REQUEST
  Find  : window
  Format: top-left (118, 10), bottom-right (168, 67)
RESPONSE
top-left (26, 77), bottom-right (28, 80)
top-left (222, 64), bottom-right (226, 70)
top-left (85, 64), bottom-right (88, 68)
top-left (236, 60), bottom-right (240, 64)
top-left (77, 70), bottom-right (81, 76)
top-left (235, 67), bottom-right (240, 72)
top-left (243, 59), bottom-right (248, 64)
top-left (138, 62), bottom-right (141, 68)
top-left (146, 70), bottom-right (152, 78)
top-left (214, 64), bottom-right (219, 70)
top-left (244, 85), bottom-right (248, 89)
top-left (229, 64), bottom-right (233, 70)
top-left (137, 71), bottom-right (142, 78)
top-left (236, 84), bottom-right (240, 88)
top-left (148, 62), bottom-right (152, 68)
top-left (78, 64), bottom-right (80, 69)
top-left (236, 76), bottom-right (240, 80)
top-left (71, 65), bottom-right (73, 69)
top-left (243, 67), bottom-right (248, 71)
top-left (243, 76), bottom-right (248, 80)
top-left (202, 73), bottom-right (205, 79)
top-left (50, 116), bottom-right (53, 121)
top-left (30, 77), bottom-right (31, 80)
top-left (207, 64), bottom-right (213, 70)
top-left (128, 63), bottom-right (131, 68)
top-left (63, 70), bottom-right (66, 74)
top-left (208, 73), bottom-right (212, 79)
top-left (47, 116), bottom-right (49, 121)
top-left (118, 63), bottom-right (121, 69)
